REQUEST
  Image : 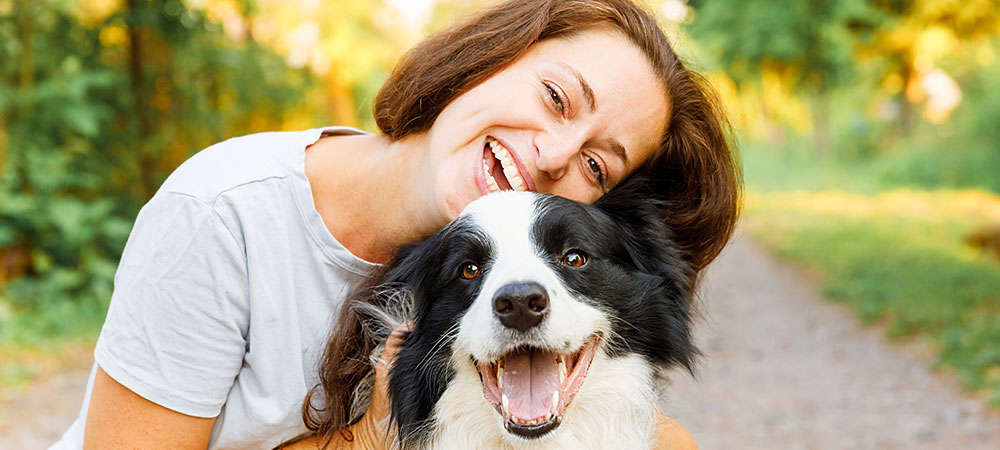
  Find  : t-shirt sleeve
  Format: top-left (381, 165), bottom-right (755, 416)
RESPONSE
top-left (94, 192), bottom-right (250, 418)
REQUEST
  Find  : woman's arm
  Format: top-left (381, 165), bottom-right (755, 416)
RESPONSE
top-left (654, 413), bottom-right (698, 450)
top-left (83, 365), bottom-right (216, 450)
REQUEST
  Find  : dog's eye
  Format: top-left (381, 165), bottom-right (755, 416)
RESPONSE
top-left (561, 250), bottom-right (588, 268)
top-left (461, 263), bottom-right (482, 279)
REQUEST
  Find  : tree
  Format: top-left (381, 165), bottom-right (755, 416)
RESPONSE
top-left (0, 0), bottom-right (319, 344)
top-left (858, 0), bottom-right (1000, 134)
top-left (688, 0), bottom-right (878, 156)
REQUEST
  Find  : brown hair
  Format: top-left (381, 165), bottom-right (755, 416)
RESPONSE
top-left (302, 0), bottom-right (741, 444)
top-left (376, 0), bottom-right (741, 274)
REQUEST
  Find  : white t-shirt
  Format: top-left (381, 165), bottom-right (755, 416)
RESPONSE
top-left (51, 126), bottom-right (378, 449)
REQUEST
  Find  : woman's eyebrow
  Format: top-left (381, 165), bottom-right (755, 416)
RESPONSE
top-left (558, 62), bottom-right (596, 112)
top-left (555, 62), bottom-right (627, 165)
top-left (605, 137), bottom-right (628, 166)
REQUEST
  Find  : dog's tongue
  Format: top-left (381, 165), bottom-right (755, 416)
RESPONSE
top-left (502, 349), bottom-right (560, 420)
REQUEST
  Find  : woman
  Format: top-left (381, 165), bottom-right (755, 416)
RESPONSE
top-left (57, 0), bottom-right (739, 448)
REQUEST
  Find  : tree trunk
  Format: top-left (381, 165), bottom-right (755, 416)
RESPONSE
top-left (897, 55), bottom-right (915, 136)
top-left (16, 2), bottom-right (34, 91)
top-left (811, 92), bottom-right (831, 159)
top-left (126, 0), bottom-right (155, 200)
top-left (10, 0), bottom-right (36, 188)
top-left (326, 73), bottom-right (358, 128)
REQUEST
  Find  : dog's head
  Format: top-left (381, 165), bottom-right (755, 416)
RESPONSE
top-left (380, 177), bottom-right (697, 446)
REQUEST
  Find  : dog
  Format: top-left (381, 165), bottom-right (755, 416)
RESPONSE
top-left (316, 177), bottom-right (697, 449)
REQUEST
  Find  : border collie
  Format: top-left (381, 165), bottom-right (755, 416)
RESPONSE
top-left (319, 178), bottom-right (697, 449)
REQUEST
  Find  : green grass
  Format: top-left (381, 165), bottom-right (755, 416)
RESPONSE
top-left (745, 190), bottom-right (1000, 405)
top-left (740, 140), bottom-right (888, 194)
top-left (0, 292), bottom-right (106, 386)
top-left (740, 133), bottom-right (1000, 194)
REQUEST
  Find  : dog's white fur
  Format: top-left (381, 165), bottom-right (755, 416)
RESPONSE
top-left (458, 194), bottom-right (608, 363)
top-left (422, 194), bottom-right (661, 449)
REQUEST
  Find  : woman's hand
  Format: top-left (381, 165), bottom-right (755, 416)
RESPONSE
top-left (283, 321), bottom-right (411, 450)
top-left (653, 412), bottom-right (698, 450)
top-left (339, 321), bottom-right (410, 449)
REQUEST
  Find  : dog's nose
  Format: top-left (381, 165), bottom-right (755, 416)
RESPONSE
top-left (493, 282), bottom-right (549, 332)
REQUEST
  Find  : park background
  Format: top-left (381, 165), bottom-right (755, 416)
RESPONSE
top-left (0, 0), bottom-right (998, 421)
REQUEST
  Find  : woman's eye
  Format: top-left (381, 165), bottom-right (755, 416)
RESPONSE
top-left (584, 155), bottom-right (606, 186)
top-left (561, 250), bottom-right (588, 268)
top-left (544, 82), bottom-right (565, 115)
top-left (461, 263), bottom-right (481, 279)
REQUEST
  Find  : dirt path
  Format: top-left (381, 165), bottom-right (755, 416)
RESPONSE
top-left (662, 233), bottom-right (1000, 449)
top-left (3, 234), bottom-right (1000, 449)
top-left (0, 357), bottom-right (91, 449)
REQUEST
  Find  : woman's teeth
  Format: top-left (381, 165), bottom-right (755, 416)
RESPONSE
top-left (484, 138), bottom-right (528, 192)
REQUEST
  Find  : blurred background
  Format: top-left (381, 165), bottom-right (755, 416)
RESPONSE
top-left (0, 0), bottom-right (998, 442)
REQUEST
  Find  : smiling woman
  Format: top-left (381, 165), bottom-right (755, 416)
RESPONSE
top-left (373, 0), bottom-right (739, 272)
top-left (53, 0), bottom-right (739, 449)
top-left (423, 28), bottom-right (669, 215)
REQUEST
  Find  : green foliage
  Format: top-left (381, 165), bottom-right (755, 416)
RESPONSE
top-left (748, 194), bottom-right (1000, 405)
top-left (0, 0), bottom-right (318, 350)
top-left (688, 0), bottom-right (876, 90)
top-left (741, 55), bottom-right (1000, 195)
top-left (872, 62), bottom-right (1000, 192)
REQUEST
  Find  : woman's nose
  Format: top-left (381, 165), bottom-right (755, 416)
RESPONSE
top-left (535, 129), bottom-right (585, 180)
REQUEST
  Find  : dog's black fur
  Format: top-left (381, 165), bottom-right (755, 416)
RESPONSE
top-left (366, 176), bottom-right (698, 445)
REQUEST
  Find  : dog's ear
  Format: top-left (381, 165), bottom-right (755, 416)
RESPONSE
top-left (596, 175), bottom-right (698, 372)
top-left (382, 229), bottom-right (457, 444)
top-left (305, 231), bottom-right (448, 437)
top-left (595, 175), bottom-right (686, 278)
top-left (383, 236), bottom-right (439, 288)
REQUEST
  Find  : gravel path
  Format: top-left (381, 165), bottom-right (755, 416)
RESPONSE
top-left (0, 359), bottom-right (90, 448)
top-left (3, 234), bottom-right (999, 449)
top-left (662, 233), bottom-right (1000, 449)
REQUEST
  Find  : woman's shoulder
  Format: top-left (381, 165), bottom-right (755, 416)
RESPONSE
top-left (158, 126), bottom-right (366, 204)
top-left (156, 128), bottom-right (325, 204)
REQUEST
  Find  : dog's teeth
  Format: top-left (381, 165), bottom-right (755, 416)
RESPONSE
top-left (550, 390), bottom-right (559, 415)
top-left (544, 412), bottom-right (552, 422)
top-left (502, 394), bottom-right (510, 416)
top-left (558, 356), bottom-right (567, 383)
top-left (497, 364), bottom-right (503, 387)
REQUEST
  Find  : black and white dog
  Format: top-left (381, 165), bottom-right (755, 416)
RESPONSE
top-left (330, 178), bottom-right (697, 449)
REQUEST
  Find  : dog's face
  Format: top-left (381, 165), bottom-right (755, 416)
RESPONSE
top-left (383, 180), bottom-right (695, 447)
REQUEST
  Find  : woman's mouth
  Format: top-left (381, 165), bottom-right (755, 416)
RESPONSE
top-left (482, 137), bottom-right (532, 193)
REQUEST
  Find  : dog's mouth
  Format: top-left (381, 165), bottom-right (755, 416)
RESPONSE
top-left (474, 334), bottom-right (601, 439)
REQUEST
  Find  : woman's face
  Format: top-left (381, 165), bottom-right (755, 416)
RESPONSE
top-left (424, 28), bottom-right (670, 220)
